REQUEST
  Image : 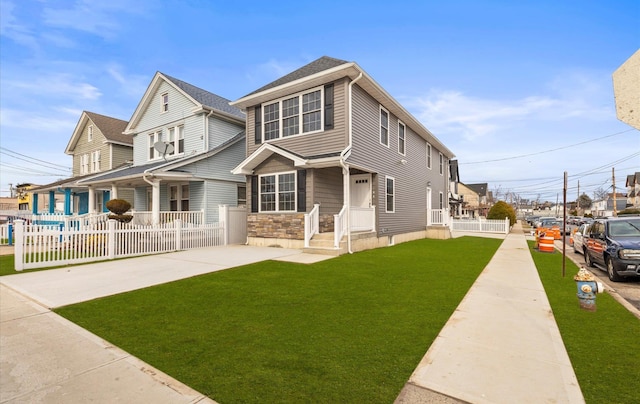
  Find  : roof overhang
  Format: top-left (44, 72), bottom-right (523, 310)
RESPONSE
top-left (232, 144), bottom-right (307, 175)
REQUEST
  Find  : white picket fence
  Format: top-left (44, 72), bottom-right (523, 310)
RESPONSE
top-left (1, 223), bottom-right (10, 245)
top-left (12, 219), bottom-right (224, 271)
top-left (451, 217), bottom-right (511, 234)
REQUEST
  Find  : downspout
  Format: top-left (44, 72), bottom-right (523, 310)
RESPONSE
top-left (204, 108), bottom-right (215, 151)
top-left (339, 71), bottom-right (363, 254)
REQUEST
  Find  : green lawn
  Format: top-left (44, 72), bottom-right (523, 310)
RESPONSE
top-left (55, 237), bottom-right (501, 403)
top-left (529, 242), bottom-right (640, 404)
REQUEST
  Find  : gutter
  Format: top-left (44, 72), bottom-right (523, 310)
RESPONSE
top-left (340, 71), bottom-right (363, 254)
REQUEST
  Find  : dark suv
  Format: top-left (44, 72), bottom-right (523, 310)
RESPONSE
top-left (584, 217), bottom-right (640, 281)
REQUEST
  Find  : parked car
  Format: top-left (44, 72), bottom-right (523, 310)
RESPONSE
top-left (583, 217), bottom-right (640, 281)
top-left (534, 217), bottom-right (556, 228)
top-left (567, 216), bottom-right (582, 225)
top-left (526, 216), bottom-right (541, 225)
top-left (579, 217), bottom-right (594, 226)
top-left (572, 223), bottom-right (590, 255)
top-left (539, 219), bottom-right (570, 235)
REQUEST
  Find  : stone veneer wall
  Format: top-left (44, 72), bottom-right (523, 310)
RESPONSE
top-left (248, 213), bottom-right (305, 239)
top-left (319, 214), bottom-right (335, 233)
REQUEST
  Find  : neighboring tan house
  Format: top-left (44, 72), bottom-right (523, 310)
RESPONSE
top-left (625, 172), bottom-right (639, 208)
top-left (457, 183), bottom-right (481, 218)
top-left (30, 111), bottom-right (132, 215)
top-left (231, 56), bottom-right (455, 254)
top-left (465, 183), bottom-right (491, 217)
top-left (76, 72), bottom-right (247, 224)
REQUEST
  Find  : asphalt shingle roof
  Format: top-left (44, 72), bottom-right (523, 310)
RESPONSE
top-left (85, 111), bottom-right (131, 145)
top-left (161, 73), bottom-right (245, 120)
top-left (243, 56), bottom-right (350, 98)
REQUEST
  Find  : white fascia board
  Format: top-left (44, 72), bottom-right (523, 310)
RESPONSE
top-left (231, 143), bottom-right (307, 175)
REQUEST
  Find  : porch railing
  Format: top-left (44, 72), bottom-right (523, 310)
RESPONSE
top-left (351, 206), bottom-right (376, 232)
top-left (333, 205), bottom-right (347, 248)
top-left (130, 210), bottom-right (204, 226)
top-left (304, 204), bottom-right (320, 248)
top-left (428, 209), bottom-right (449, 226)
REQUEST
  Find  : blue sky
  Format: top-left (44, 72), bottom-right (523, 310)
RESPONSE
top-left (1, 0), bottom-right (638, 205)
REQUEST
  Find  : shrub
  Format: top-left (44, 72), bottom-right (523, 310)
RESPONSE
top-left (106, 199), bottom-right (131, 215)
top-left (487, 200), bottom-right (516, 226)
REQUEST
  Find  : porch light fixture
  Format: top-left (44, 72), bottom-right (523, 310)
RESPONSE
top-left (427, 181), bottom-right (431, 187)
top-left (400, 159), bottom-right (407, 165)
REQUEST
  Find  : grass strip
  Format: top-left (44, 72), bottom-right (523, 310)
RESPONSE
top-left (528, 241), bottom-right (639, 404)
top-left (56, 236), bottom-right (501, 403)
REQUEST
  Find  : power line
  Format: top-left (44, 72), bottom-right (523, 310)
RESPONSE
top-left (460, 128), bottom-right (637, 165)
top-left (0, 147), bottom-right (72, 170)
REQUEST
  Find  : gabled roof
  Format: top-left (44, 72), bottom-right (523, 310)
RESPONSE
top-left (65, 111), bottom-right (130, 154)
top-left (466, 183), bottom-right (488, 197)
top-left (626, 172), bottom-right (640, 187)
top-left (231, 56), bottom-right (455, 159)
top-left (124, 72), bottom-right (245, 134)
top-left (243, 56), bottom-right (349, 98)
top-left (232, 141), bottom-right (343, 175)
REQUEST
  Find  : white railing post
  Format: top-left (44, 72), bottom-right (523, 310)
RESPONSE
top-left (14, 220), bottom-right (24, 271)
top-left (304, 204), bottom-right (319, 248)
top-left (175, 219), bottom-right (183, 250)
top-left (505, 217), bottom-right (510, 234)
top-left (108, 220), bottom-right (116, 259)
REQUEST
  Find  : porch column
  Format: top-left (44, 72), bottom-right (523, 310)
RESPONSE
top-left (32, 192), bottom-right (38, 214)
top-left (64, 189), bottom-right (72, 215)
top-left (88, 186), bottom-right (95, 214)
top-left (151, 179), bottom-right (160, 225)
top-left (111, 183), bottom-right (118, 200)
top-left (49, 191), bottom-right (55, 213)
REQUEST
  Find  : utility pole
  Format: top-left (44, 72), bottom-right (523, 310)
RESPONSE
top-left (577, 180), bottom-right (580, 215)
top-left (612, 167), bottom-right (617, 217)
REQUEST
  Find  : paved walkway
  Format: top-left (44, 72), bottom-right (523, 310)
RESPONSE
top-left (396, 223), bottom-right (584, 403)
top-left (0, 245), bottom-right (331, 403)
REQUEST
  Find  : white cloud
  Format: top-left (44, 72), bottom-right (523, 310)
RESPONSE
top-left (106, 64), bottom-right (148, 98)
top-left (0, 0), bottom-right (39, 50)
top-left (4, 73), bottom-right (102, 100)
top-left (0, 108), bottom-right (78, 132)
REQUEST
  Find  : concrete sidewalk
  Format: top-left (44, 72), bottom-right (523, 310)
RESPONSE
top-left (396, 223), bottom-right (585, 403)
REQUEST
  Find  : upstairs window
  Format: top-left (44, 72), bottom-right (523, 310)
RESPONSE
top-left (168, 126), bottom-right (184, 156)
top-left (91, 150), bottom-right (101, 173)
top-left (161, 93), bottom-right (169, 112)
top-left (439, 153), bottom-right (444, 175)
top-left (148, 131), bottom-right (161, 160)
top-left (80, 154), bottom-right (89, 174)
top-left (88, 125), bottom-right (93, 142)
top-left (398, 121), bottom-right (406, 155)
top-left (427, 144), bottom-right (432, 169)
top-left (380, 107), bottom-right (389, 147)
top-left (260, 87), bottom-right (324, 141)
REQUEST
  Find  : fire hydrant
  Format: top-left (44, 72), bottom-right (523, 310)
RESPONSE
top-left (573, 268), bottom-right (604, 311)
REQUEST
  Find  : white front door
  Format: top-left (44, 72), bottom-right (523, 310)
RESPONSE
top-left (350, 174), bottom-right (371, 208)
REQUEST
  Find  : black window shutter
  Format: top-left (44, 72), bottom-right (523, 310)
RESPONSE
top-left (250, 176), bottom-right (258, 213)
top-left (324, 84), bottom-right (334, 130)
top-left (254, 106), bottom-right (262, 144)
top-left (297, 170), bottom-right (307, 212)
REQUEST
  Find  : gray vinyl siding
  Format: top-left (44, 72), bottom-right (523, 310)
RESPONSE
top-left (179, 140), bottom-right (246, 183)
top-left (118, 189), bottom-right (135, 209)
top-left (189, 181), bottom-right (204, 212)
top-left (313, 167), bottom-right (343, 215)
top-left (110, 144), bottom-right (133, 169)
top-left (208, 116), bottom-right (245, 149)
top-left (246, 78), bottom-right (348, 157)
top-left (348, 84), bottom-right (446, 235)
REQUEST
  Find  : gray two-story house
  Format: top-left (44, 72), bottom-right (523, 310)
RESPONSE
top-left (231, 56), bottom-right (455, 254)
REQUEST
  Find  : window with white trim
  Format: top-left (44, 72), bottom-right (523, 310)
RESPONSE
top-left (380, 107), bottom-right (389, 147)
top-left (439, 152), bottom-right (444, 175)
top-left (148, 131), bottom-right (161, 160)
top-left (169, 184), bottom-right (190, 211)
top-left (427, 143), bottom-right (432, 169)
top-left (398, 121), bottom-right (406, 155)
top-left (168, 126), bottom-right (184, 156)
top-left (80, 154), bottom-right (89, 174)
top-left (439, 192), bottom-right (444, 209)
top-left (88, 125), bottom-right (93, 142)
top-left (259, 172), bottom-right (296, 212)
top-left (386, 176), bottom-right (395, 213)
top-left (262, 87), bottom-right (323, 140)
top-left (161, 93), bottom-right (169, 113)
top-left (91, 150), bottom-right (101, 173)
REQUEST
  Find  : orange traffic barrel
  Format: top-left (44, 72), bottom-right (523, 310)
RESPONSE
top-left (552, 226), bottom-right (561, 240)
top-left (539, 236), bottom-right (555, 253)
